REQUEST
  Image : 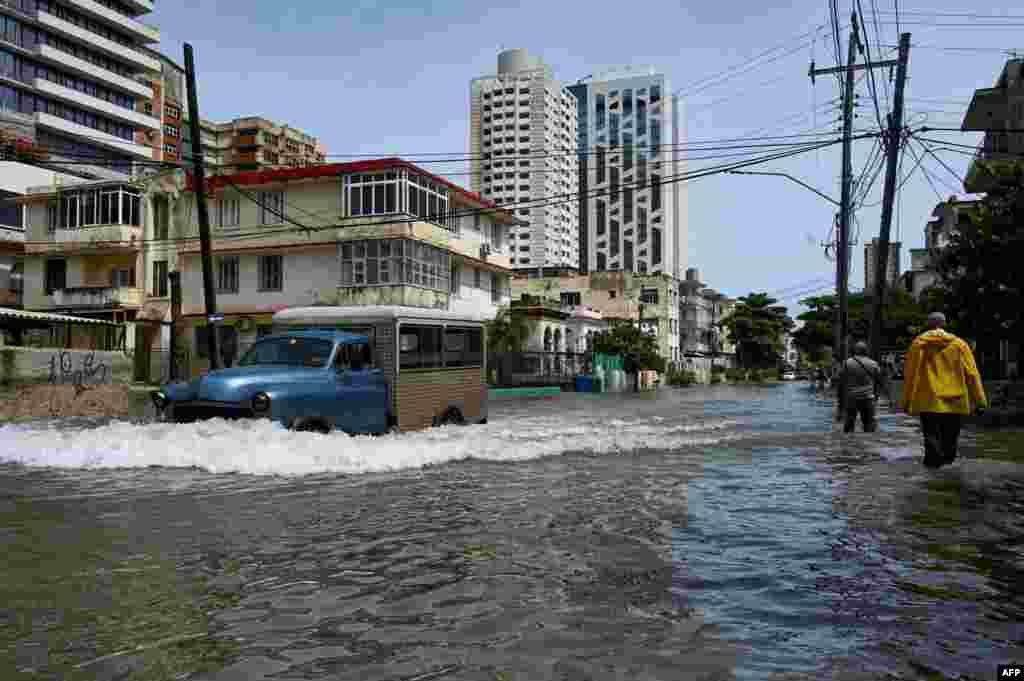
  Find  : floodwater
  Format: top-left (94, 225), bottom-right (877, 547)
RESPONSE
top-left (1, 383), bottom-right (1022, 680)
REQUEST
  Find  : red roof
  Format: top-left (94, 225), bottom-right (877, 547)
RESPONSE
top-left (185, 157), bottom-right (502, 212)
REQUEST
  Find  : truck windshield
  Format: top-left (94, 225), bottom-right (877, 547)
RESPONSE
top-left (237, 337), bottom-right (334, 368)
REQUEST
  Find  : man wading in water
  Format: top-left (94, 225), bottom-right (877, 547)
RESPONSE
top-left (900, 312), bottom-right (988, 468)
top-left (839, 341), bottom-right (889, 432)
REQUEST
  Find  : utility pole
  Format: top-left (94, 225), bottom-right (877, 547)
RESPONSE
top-left (169, 270), bottom-right (181, 382)
top-left (184, 43), bottom-right (221, 370)
top-left (809, 13), bottom-right (901, 419)
top-left (869, 32), bottom-right (911, 363)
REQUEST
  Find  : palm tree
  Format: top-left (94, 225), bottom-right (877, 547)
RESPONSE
top-left (719, 292), bottom-right (794, 368)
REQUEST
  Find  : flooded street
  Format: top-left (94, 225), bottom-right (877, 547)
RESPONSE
top-left (2, 383), bottom-right (1023, 680)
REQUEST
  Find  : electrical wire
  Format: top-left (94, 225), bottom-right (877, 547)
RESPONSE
top-left (904, 142), bottom-right (946, 201)
top-left (21, 134), bottom-right (858, 247)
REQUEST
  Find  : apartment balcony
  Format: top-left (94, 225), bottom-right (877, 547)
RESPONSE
top-left (33, 44), bottom-right (151, 97)
top-left (35, 10), bottom-right (161, 72)
top-left (27, 224), bottom-right (143, 256)
top-left (47, 285), bottom-right (143, 309)
top-left (63, 0), bottom-right (159, 43)
top-left (963, 137), bottom-right (1024, 193)
top-left (120, 0), bottom-right (154, 14)
top-left (33, 78), bottom-right (159, 129)
top-left (35, 112), bottom-right (153, 158)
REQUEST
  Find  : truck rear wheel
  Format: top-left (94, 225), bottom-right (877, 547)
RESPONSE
top-left (291, 417), bottom-right (331, 434)
top-left (435, 406), bottom-right (465, 426)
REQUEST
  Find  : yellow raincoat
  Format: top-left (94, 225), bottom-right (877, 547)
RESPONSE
top-left (900, 329), bottom-right (987, 415)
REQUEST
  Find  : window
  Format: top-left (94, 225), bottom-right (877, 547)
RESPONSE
top-left (491, 272), bottom-right (502, 303)
top-left (625, 240), bottom-right (634, 272)
top-left (259, 190), bottom-right (284, 224)
top-left (638, 207), bottom-right (648, 243)
top-left (474, 267), bottom-right (481, 288)
top-left (652, 228), bottom-right (662, 265)
top-left (399, 324), bottom-right (443, 369)
top-left (218, 197), bottom-right (239, 229)
top-left (561, 291), bottom-right (581, 307)
top-left (610, 113), bottom-right (619, 147)
top-left (450, 263), bottom-right (460, 294)
top-left (340, 239), bottom-right (449, 291)
top-left (650, 84), bottom-right (661, 103)
top-left (258, 255), bottom-right (283, 291)
top-left (217, 256), bottom-right (239, 293)
top-left (152, 259), bottom-right (168, 297)
top-left (651, 174), bottom-right (661, 212)
top-left (166, 104), bottom-right (180, 119)
top-left (109, 267), bottom-right (134, 287)
top-left (596, 199), bottom-right (606, 236)
top-left (596, 146), bottom-right (606, 184)
top-left (610, 167), bottom-right (620, 203)
top-left (640, 287), bottom-right (659, 304)
top-left (152, 196), bottom-right (169, 240)
top-left (163, 143), bottom-right (176, 155)
top-left (623, 133), bottom-right (633, 172)
top-left (637, 98), bottom-right (647, 137)
top-left (624, 188), bottom-right (633, 224)
top-left (444, 326), bottom-right (484, 367)
top-left (163, 124), bottom-right (178, 138)
top-left (44, 258), bottom-right (66, 294)
top-left (610, 220), bottom-right (620, 256)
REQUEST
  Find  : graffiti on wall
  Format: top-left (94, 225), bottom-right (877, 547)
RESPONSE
top-left (48, 350), bottom-right (110, 395)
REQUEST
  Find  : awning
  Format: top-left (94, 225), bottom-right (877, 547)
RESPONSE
top-left (0, 307), bottom-right (121, 326)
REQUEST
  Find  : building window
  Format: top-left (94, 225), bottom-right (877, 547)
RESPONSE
top-left (217, 256), bottom-right (239, 293)
top-left (650, 84), bottom-right (661, 103)
top-left (638, 207), bottom-right (648, 243)
top-left (474, 267), bottom-right (481, 288)
top-left (45, 186), bottom-right (140, 230)
top-left (652, 228), bottom-right (662, 265)
top-left (152, 259), bottom-right (168, 297)
top-left (258, 255), bottom-right (283, 291)
top-left (153, 196), bottom-right (169, 240)
top-left (596, 146), bottom-right (606, 184)
top-left (340, 239), bottom-right (449, 291)
top-left (110, 267), bottom-right (134, 288)
top-left (259, 191), bottom-right (284, 224)
top-left (610, 220), bottom-right (620, 257)
top-left (651, 174), bottom-right (661, 212)
top-left (491, 272), bottom-right (502, 303)
top-left (218, 197), bottom-right (240, 229)
top-left (595, 94), bottom-right (606, 130)
top-left (399, 324), bottom-right (442, 369)
top-left (162, 143), bottom-right (176, 156)
top-left (450, 263), bottom-right (460, 294)
top-left (166, 104), bottom-right (180, 119)
top-left (163, 124), bottom-right (178, 138)
top-left (637, 98), bottom-right (647, 137)
top-left (560, 291), bottom-right (581, 307)
top-left (44, 258), bottom-right (66, 294)
top-left (444, 326), bottom-right (484, 367)
top-left (640, 287), bottom-right (659, 305)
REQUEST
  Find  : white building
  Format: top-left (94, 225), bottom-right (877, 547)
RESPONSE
top-left (0, 0), bottom-right (160, 180)
top-left (470, 49), bottom-right (579, 271)
top-left (12, 158), bottom-right (521, 377)
top-left (567, 68), bottom-right (686, 278)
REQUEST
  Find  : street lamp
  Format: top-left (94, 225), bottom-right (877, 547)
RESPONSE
top-left (726, 170), bottom-right (840, 207)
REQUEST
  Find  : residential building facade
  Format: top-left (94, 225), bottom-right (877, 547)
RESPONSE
top-left (864, 237), bottom-right (901, 293)
top-left (512, 269), bottom-right (681, 364)
top-left (180, 115), bottom-right (327, 175)
top-left (961, 57), bottom-right (1024, 194)
top-left (679, 267), bottom-right (736, 382)
top-left (0, 0), bottom-right (160, 180)
top-left (509, 294), bottom-right (609, 354)
top-left (568, 68), bottom-right (686, 278)
top-left (903, 198), bottom-right (975, 301)
top-left (15, 158), bottom-right (519, 376)
top-left (135, 48), bottom-right (185, 166)
top-left (470, 48), bottom-right (579, 271)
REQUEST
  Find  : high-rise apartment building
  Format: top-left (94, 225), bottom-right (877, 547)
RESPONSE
top-left (180, 116), bottom-right (326, 175)
top-left (135, 48), bottom-right (185, 166)
top-left (568, 69), bottom-right (686, 278)
top-left (470, 49), bottom-right (579, 271)
top-left (962, 58), bottom-right (1024, 193)
top-left (864, 237), bottom-right (901, 293)
top-left (0, 0), bottom-right (161, 181)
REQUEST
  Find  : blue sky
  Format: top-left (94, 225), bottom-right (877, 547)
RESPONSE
top-left (152, 0), bottom-right (1021, 313)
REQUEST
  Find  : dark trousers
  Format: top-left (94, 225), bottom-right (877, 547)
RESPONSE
top-left (844, 397), bottom-right (877, 433)
top-left (920, 413), bottom-right (963, 467)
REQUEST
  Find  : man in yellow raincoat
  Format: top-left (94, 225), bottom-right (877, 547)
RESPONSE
top-left (900, 312), bottom-right (988, 468)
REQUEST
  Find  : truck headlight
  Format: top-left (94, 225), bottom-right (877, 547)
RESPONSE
top-left (151, 391), bottom-right (168, 409)
top-left (252, 393), bottom-right (271, 413)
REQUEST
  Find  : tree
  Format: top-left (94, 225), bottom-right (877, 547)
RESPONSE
top-left (485, 306), bottom-right (535, 353)
top-left (591, 321), bottom-right (666, 373)
top-left (718, 292), bottom-right (794, 369)
top-left (932, 170), bottom-right (1024, 372)
top-left (792, 289), bottom-right (927, 360)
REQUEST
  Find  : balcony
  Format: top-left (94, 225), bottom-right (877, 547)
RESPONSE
top-left (33, 44), bottom-right (151, 97)
top-left (35, 10), bottom-right (161, 72)
top-left (33, 78), bottom-right (159, 129)
top-left (120, 0), bottom-right (153, 14)
top-left (35, 112), bottom-right (153, 158)
top-left (47, 286), bottom-right (143, 309)
top-left (963, 137), bottom-right (1024, 193)
top-left (63, 0), bottom-right (159, 43)
top-left (36, 224), bottom-right (143, 255)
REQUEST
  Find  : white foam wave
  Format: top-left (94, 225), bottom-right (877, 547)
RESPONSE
top-left (0, 414), bottom-right (743, 477)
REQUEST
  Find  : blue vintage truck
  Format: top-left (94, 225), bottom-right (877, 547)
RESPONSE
top-left (152, 306), bottom-right (488, 434)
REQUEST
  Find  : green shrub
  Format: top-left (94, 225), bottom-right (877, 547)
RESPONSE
top-left (725, 368), bottom-right (747, 382)
top-left (666, 367), bottom-right (699, 387)
top-left (710, 374), bottom-right (723, 384)
top-left (711, 365), bottom-right (726, 375)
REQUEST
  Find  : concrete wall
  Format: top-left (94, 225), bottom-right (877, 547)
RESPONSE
top-left (0, 347), bottom-right (133, 386)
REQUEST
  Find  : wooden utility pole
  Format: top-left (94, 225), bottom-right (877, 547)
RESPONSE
top-left (169, 270), bottom-right (181, 381)
top-left (809, 14), bottom-right (901, 418)
top-left (184, 43), bottom-right (221, 370)
top-left (869, 33), bottom-right (912, 363)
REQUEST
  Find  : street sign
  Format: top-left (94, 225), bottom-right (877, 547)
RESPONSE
top-left (208, 314), bottom-right (224, 323)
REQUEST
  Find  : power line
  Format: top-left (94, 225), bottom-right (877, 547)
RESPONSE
top-left (904, 142), bottom-right (946, 201)
top-left (23, 135), bottom-right (857, 247)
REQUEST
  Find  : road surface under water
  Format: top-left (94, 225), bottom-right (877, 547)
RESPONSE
top-left (1, 382), bottom-right (1023, 680)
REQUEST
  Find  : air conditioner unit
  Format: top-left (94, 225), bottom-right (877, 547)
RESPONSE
top-left (480, 243), bottom-right (492, 259)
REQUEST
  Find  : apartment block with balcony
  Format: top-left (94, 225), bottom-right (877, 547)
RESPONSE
top-left (679, 267), bottom-right (736, 381)
top-left (961, 58), bottom-right (1024, 193)
top-left (470, 49), bottom-right (579, 271)
top-left (0, 0), bottom-right (161, 182)
top-left (902, 198), bottom-right (978, 302)
top-left (134, 48), bottom-right (184, 166)
top-left (179, 115), bottom-right (326, 175)
top-left (15, 178), bottom-right (146, 322)
top-left (511, 269), bottom-right (681, 363)
top-left (132, 158), bottom-right (520, 373)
